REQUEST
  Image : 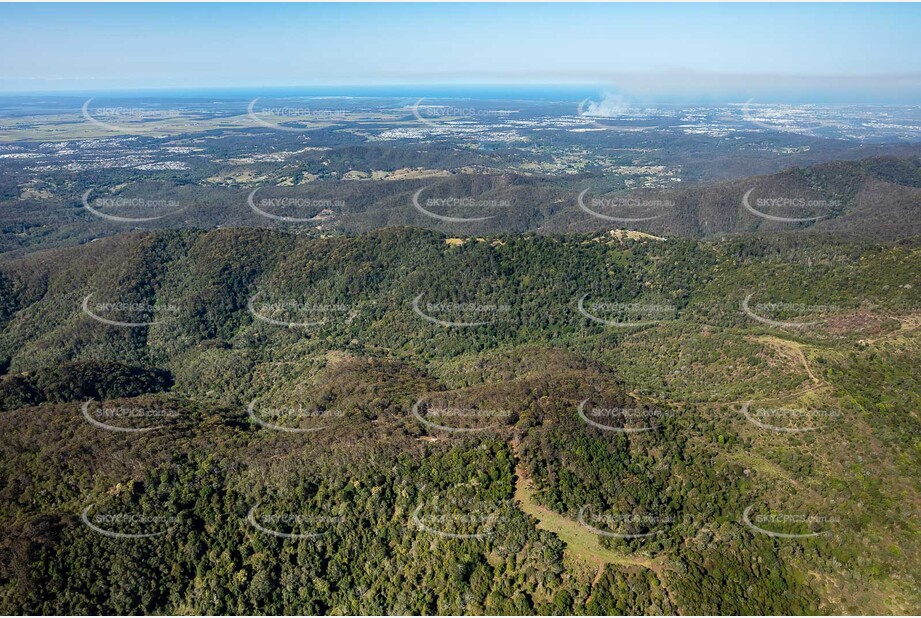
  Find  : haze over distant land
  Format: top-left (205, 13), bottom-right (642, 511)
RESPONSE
top-left (1, 3), bottom-right (920, 616)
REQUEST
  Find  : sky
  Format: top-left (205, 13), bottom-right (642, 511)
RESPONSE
top-left (1, 3), bottom-right (920, 102)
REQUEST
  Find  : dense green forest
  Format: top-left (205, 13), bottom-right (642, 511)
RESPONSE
top-left (0, 227), bottom-right (919, 614)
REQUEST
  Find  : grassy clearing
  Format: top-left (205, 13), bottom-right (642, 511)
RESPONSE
top-left (513, 463), bottom-right (662, 573)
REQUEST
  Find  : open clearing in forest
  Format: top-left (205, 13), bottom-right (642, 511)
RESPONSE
top-left (513, 461), bottom-right (662, 573)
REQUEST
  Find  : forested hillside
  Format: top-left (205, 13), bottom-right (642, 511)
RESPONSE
top-left (2, 155), bottom-right (920, 258)
top-left (0, 227), bottom-right (919, 614)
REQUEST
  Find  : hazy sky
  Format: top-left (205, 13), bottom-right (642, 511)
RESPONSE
top-left (1, 3), bottom-right (920, 101)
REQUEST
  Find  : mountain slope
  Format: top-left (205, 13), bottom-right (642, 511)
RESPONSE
top-left (0, 227), bottom-right (919, 614)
